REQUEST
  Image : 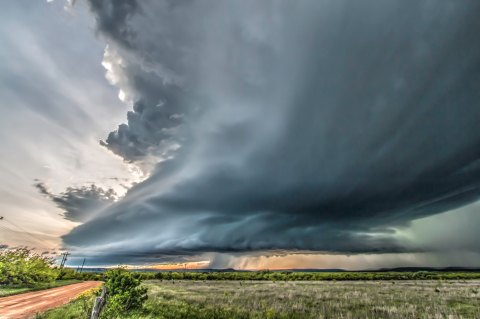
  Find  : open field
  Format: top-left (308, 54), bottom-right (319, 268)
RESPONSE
top-left (40, 279), bottom-right (480, 319)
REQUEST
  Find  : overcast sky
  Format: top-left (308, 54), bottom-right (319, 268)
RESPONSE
top-left (1, 0), bottom-right (480, 269)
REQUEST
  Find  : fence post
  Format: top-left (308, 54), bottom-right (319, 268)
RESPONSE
top-left (90, 285), bottom-right (107, 319)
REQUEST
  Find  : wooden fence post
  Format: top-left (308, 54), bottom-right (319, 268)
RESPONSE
top-left (90, 285), bottom-right (107, 319)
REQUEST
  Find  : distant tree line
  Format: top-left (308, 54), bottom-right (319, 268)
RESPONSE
top-left (142, 270), bottom-right (480, 281)
top-left (2, 248), bottom-right (480, 288)
top-left (76, 269), bottom-right (480, 282)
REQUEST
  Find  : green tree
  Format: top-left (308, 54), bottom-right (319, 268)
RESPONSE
top-left (56, 267), bottom-right (77, 280)
top-left (103, 268), bottom-right (147, 318)
top-left (0, 247), bottom-right (58, 286)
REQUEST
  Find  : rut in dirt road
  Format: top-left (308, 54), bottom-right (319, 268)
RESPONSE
top-left (0, 281), bottom-right (102, 319)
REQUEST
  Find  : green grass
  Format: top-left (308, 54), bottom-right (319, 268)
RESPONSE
top-left (35, 288), bottom-right (98, 319)
top-left (39, 280), bottom-right (480, 319)
top-left (0, 279), bottom-right (82, 297)
top-left (0, 286), bottom-right (31, 297)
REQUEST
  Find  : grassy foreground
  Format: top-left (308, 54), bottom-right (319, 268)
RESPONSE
top-left (40, 279), bottom-right (480, 319)
top-left (0, 280), bottom-right (81, 297)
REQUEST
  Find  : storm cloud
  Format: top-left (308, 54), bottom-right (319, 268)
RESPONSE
top-left (64, 0), bottom-right (480, 259)
top-left (35, 182), bottom-right (117, 222)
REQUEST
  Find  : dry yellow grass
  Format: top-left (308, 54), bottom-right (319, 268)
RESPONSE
top-left (40, 279), bottom-right (480, 318)
top-left (142, 279), bottom-right (480, 318)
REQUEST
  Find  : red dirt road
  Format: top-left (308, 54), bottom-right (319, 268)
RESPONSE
top-left (0, 281), bottom-right (102, 319)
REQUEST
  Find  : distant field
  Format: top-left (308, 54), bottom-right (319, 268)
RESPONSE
top-left (42, 279), bottom-right (480, 319)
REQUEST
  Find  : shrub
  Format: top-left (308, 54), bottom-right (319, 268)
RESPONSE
top-left (56, 267), bottom-right (77, 280)
top-left (0, 248), bottom-right (57, 286)
top-left (103, 268), bottom-right (148, 318)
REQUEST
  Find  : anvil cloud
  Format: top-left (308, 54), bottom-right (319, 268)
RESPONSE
top-left (63, 0), bottom-right (480, 260)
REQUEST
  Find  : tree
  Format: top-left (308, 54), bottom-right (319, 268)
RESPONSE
top-left (0, 247), bottom-right (57, 286)
top-left (103, 268), bottom-right (148, 318)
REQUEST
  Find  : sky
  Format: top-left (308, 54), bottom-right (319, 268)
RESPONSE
top-left (1, 0), bottom-right (480, 270)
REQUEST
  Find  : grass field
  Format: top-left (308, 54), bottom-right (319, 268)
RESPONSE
top-left (0, 279), bottom-right (82, 297)
top-left (40, 279), bottom-right (480, 319)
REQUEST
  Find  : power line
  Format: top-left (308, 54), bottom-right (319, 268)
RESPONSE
top-left (4, 219), bottom-right (46, 244)
top-left (0, 217), bottom-right (70, 268)
top-left (0, 223), bottom-right (38, 247)
top-left (78, 258), bottom-right (86, 273)
top-left (0, 216), bottom-right (55, 250)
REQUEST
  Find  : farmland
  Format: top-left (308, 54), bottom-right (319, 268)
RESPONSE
top-left (41, 278), bottom-right (480, 319)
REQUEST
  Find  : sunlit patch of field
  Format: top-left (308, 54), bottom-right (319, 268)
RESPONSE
top-left (139, 280), bottom-right (480, 319)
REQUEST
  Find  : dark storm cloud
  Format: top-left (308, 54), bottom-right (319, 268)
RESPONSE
top-left (64, 0), bottom-right (480, 259)
top-left (35, 182), bottom-right (116, 222)
top-left (99, 97), bottom-right (184, 163)
top-left (87, 0), bottom-right (140, 48)
top-left (88, 0), bottom-right (195, 164)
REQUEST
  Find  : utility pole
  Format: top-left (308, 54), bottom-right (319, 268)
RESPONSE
top-left (79, 258), bottom-right (86, 273)
top-left (60, 253), bottom-right (65, 267)
top-left (60, 252), bottom-right (71, 268)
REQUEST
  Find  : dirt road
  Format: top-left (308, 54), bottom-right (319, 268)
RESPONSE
top-left (0, 281), bottom-right (102, 319)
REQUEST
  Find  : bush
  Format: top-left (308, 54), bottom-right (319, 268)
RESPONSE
top-left (147, 270), bottom-right (480, 282)
top-left (103, 268), bottom-right (148, 318)
top-left (56, 267), bottom-right (77, 280)
top-left (36, 287), bottom-right (100, 319)
top-left (0, 248), bottom-right (58, 286)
